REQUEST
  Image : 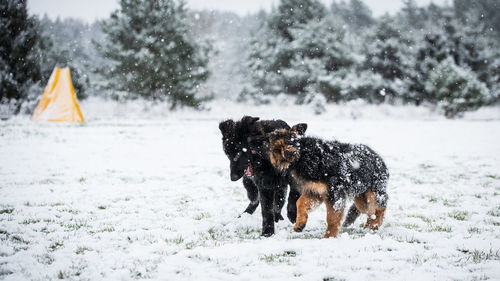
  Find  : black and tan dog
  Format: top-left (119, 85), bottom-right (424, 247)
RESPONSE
top-left (219, 116), bottom-right (300, 236)
top-left (261, 123), bottom-right (389, 238)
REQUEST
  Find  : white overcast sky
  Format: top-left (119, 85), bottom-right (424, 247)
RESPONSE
top-left (28, 0), bottom-right (449, 22)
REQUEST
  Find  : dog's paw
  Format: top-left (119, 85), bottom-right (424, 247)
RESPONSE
top-left (274, 213), bottom-right (284, 222)
top-left (323, 232), bottom-right (337, 239)
top-left (294, 222), bottom-right (306, 232)
top-left (261, 229), bottom-right (274, 237)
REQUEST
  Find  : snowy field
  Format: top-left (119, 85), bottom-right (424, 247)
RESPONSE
top-left (1, 99), bottom-right (500, 280)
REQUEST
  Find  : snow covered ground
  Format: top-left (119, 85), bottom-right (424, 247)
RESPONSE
top-left (1, 99), bottom-right (500, 280)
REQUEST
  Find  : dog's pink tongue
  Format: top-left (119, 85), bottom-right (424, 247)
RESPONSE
top-left (245, 165), bottom-right (253, 176)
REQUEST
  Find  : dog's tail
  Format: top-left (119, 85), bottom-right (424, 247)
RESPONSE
top-left (342, 204), bottom-right (360, 227)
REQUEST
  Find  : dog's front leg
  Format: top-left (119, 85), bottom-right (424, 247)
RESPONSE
top-left (294, 193), bottom-right (321, 232)
top-left (259, 187), bottom-right (275, 237)
top-left (242, 177), bottom-right (259, 215)
top-left (272, 182), bottom-right (287, 222)
top-left (286, 183), bottom-right (300, 223)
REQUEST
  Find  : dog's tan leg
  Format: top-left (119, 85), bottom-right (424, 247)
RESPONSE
top-left (294, 193), bottom-right (321, 232)
top-left (367, 207), bottom-right (386, 230)
top-left (363, 190), bottom-right (384, 230)
top-left (324, 199), bottom-right (344, 238)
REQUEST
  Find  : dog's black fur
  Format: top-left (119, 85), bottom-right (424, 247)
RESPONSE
top-left (219, 116), bottom-right (300, 236)
top-left (260, 124), bottom-right (389, 237)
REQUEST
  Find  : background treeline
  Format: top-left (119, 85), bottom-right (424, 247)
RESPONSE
top-left (0, 0), bottom-right (499, 117)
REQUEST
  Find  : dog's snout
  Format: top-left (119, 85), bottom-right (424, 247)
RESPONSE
top-left (230, 172), bottom-right (240, 181)
top-left (283, 149), bottom-right (296, 160)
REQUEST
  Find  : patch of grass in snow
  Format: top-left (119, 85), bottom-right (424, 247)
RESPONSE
top-left (468, 227), bottom-right (482, 234)
top-left (402, 223), bottom-right (421, 231)
top-left (235, 227), bottom-right (261, 239)
top-left (78, 177), bottom-right (86, 183)
top-left (10, 234), bottom-right (29, 245)
top-left (0, 207), bottom-right (14, 214)
top-left (49, 241), bottom-right (64, 251)
top-left (166, 235), bottom-right (184, 244)
top-left (21, 218), bottom-right (41, 225)
top-left (449, 211), bottom-right (469, 221)
top-left (61, 220), bottom-right (89, 231)
top-left (429, 224), bottom-right (452, 232)
top-left (194, 212), bottom-right (211, 220)
top-left (0, 268), bottom-right (13, 277)
top-left (51, 202), bottom-right (64, 207)
top-left (199, 227), bottom-right (229, 243)
top-left (75, 246), bottom-right (91, 255)
top-left (60, 208), bottom-right (79, 215)
top-left (492, 221), bottom-right (500, 226)
top-left (408, 214), bottom-right (433, 224)
top-left (487, 207), bottom-right (500, 217)
top-left (419, 163), bottom-right (434, 170)
top-left (474, 194), bottom-right (482, 199)
top-left (98, 226), bottom-right (115, 232)
top-left (394, 235), bottom-right (423, 244)
top-left (408, 254), bottom-right (430, 265)
top-left (323, 277), bottom-right (346, 281)
top-left (428, 196), bottom-right (438, 203)
top-left (443, 199), bottom-right (457, 207)
top-left (458, 249), bottom-right (500, 263)
top-left (453, 173), bottom-right (470, 180)
top-left (39, 178), bottom-right (56, 184)
top-left (410, 177), bottom-right (425, 185)
top-left (485, 174), bottom-right (500, 180)
top-left (260, 250), bottom-right (297, 264)
top-left (97, 205), bottom-right (106, 210)
top-left (340, 227), bottom-right (366, 238)
top-left (37, 253), bottom-right (54, 265)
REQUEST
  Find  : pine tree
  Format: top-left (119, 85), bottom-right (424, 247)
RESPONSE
top-left (268, 0), bottom-right (326, 41)
top-left (361, 15), bottom-right (415, 103)
top-left (412, 11), bottom-right (493, 103)
top-left (285, 15), bottom-right (356, 101)
top-left (454, 0), bottom-right (500, 37)
top-left (331, 0), bottom-right (374, 31)
top-left (244, 0), bottom-right (327, 98)
top-left (98, 0), bottom-right (210, 109)
top-left (425, 58), bottom-right (489, 118)
top-left (400, 0), bottom-right (423, 28)
top-left (0, 0), bottom-right (41, 103)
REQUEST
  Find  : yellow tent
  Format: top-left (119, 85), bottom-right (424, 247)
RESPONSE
top-left (32, 67), bottom-right (84, 122)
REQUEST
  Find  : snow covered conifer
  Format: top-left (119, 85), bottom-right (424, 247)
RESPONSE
top-left (331, 0), bottom-right (374, 31)
top-left (425, 58), bottom-right (489, 118)
top-left (361, 15), bottom-right (415, 103)
top-left (268, 0), bottom-right (326, 41)
top-left (413, 11), bottom-right (493, 103)
top-left (0, 0), bottom-right (41, 104)
top-left (286, 15), bottom-right (356, 101)
top-left (98, 0), bottom-right (210, 109)
top-left (245, 0), bottom-right (328, 98)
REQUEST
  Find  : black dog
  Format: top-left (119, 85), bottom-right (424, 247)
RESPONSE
top-left (261, 124), bottom-right (389, 238)
top-left (219, 116), bottom-right (300, 236)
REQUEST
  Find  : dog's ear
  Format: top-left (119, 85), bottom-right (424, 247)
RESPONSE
top-left (219, 120), bottom-right (235, 137)
top-left (241, 116), bottom-right (260, 125)
top-left (290, 123), bottom-right (307, 136)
